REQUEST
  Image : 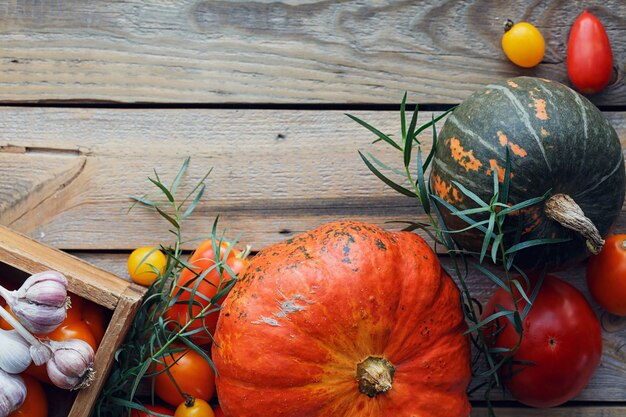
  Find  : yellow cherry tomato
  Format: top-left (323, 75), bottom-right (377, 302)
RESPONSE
top-left (501, 19), bottom-right (545, 68)
top-left (127, 247), bottom-right (167, 286)
top-left (174, 398), bottom-right (215, 417)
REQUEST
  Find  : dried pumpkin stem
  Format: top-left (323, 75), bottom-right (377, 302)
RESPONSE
top-left (544, 193), bottom-right (605, 254)
top-left (356, 356), bottom-right (395, 398)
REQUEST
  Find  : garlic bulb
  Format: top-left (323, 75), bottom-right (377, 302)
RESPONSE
top-left (46, 338), bottom-right (95, 390)
top-left (0, 369), bottom-right (26, 417)
top-left (0, 271), bottom-right (69, 334)
top-left (0, 330), bottom-right (31, 374)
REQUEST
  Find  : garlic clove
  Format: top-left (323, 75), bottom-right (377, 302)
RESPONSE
top-left (0, 369), bottom-right (26, 417)
top-left (17, 271), bottom-right (69, 308)
top-left (46, 339), bottom-right (95, 390)
top-left (0, 330), bottom-right (32, 374)
top-left (10, 302), bottom-right (68, 334)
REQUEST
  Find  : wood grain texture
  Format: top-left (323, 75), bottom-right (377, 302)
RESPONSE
top-left (0, 107), bottom-right (624, 251)
top-left (70, 284), bottom-right (145, 417)
top-left (471, 406), bottom-right (626, 417)
top-left (73, 251), bottom-right (626, 403)
top-left (0, 0), bottom-right (623, 105)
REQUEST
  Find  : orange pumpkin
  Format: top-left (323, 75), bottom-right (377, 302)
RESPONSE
top-left (213, 221), bottom-right (471, 417)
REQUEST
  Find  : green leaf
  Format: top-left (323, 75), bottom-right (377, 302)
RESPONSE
top-left (464, 309), bottom-right (514, 334)
top-left (400, 91), bottom-right (407, 141)
top-left (501, 148), bottom-right (511, 205)
top-left (499, 192), bottom-right (550, 216)
top-left (406, 103), bottom-right (420, 145)
top-left (422, 114), bottom-right (438, 172)
top-left (454, 206), bottom-right (494, 216)
top-left (511, 279), bottom-right (531, 305)
top-left (505, 237), bottom-right (570, 255)
top-left (359, 151), bottom-right (416, 198)
top-left (149, 177), bottom-right (175, 203)
top-left (130, 196), bottom-right (159, 207)
top-left (346, 113), bottom-right (402, 151)
top-left (170, 157), bottom-right (190, 196)
top-left (491, 233), bottom-right (503, 264)
top-left (480, 213), bottom-right (496, 263)
top-left (472, 262), bottom-right (510, 294)
top-left (413, 106), bottom-right (455, 139)
top-left (181, 183), bottom-right (205, 219)
top-left (522, 272), bottom-right (544, 319)
top-left (492, 164), bottom-right (499, 197)
top-left (416, 148), bottom-right (430, 213)
top-left (155, 206), bottom-right (180, 229)
top-left (366, 152), bottom-right (406, 177)
top-left (430, 195), bottom-right (488, 234)
top-left (452, 180), bottom-right (488, 208)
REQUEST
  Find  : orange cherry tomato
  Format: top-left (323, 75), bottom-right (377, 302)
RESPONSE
top-left (174, 399), bottom-right (215, 417)
top-left (587, 235), bottom-right (626, 315)
top-left (128, 247), bottom-right (167, 286)
top-left (131, 404), bottom-right (175, 417)
top-left (501, 19), bottom-right (545, 68)
top-left (165, 241), bottom-right (248, 345)
top-left (154, 348), bottom-right (216, 408)
top-left (9, 374), bottom-right (48, 417)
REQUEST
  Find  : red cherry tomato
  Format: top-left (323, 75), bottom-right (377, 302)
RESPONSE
top-left (567, 10), bottom-right (613, 94)
top-left (164, 241), bottom-right (248, 345)
top-left (154, 347), bottom-right (216, 408)
top-left (586, 235), bottom-right (626, 315)
top-left (131, 404), bottom-right (175, 417)
top-left (482, 275), bottom-right (602, 407)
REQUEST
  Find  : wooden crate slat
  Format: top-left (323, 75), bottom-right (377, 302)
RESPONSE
top-left (0, 1), bottom-right (623, 105)
top-left (70, 284), bottom-right (145, 417)
top-left (0, 225), bottom-right (131, 308)
top-left (0, 108), bottom-right (624, 251)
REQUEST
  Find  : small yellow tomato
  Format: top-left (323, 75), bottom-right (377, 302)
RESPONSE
top-left (501, 19), bottom-right (545, 68)
top-left (127, 247), bottom-right (167, 286)
top-left (174, 398), bottom-right (215, 417)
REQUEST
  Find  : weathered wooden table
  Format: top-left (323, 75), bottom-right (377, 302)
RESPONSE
top-left (0, 1), bottom-right (624, 416)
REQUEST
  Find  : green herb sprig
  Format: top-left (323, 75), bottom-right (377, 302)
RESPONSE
top-left (94, 158), bottom-right (240, 417)
top-left (348, 94), bottom-right (564, 414)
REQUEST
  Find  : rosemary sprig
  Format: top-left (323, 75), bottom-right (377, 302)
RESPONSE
top-left (348, 94), bottom-right (563, 412)
top-left (94, 158), bottom-right (239, 417)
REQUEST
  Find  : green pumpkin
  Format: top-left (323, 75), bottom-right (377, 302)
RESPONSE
top-left (430, 76), bottom-right (624, 270)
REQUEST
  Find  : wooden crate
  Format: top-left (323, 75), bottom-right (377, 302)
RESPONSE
top-left (0, 224), bottom-right (145, 417)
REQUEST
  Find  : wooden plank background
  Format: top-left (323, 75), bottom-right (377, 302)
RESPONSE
top-left (0, 0), bottom-right (624, 416)
top-left (0, 0), bottom-right (623, 105)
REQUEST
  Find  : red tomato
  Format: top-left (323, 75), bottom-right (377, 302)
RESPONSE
top-left (586, 235), bottom-right (626, 315)
top-left (165, 241), bottom-right (248, 345)
top-left (131, 404), bottom-right (175, 417)
top-left (567, 10), bottom-right (613, 94)
top-left (482, 275), bottom-right (602, 407)
top-left (154, 348), bottom-right (216, 408)
top-left (213, 405), bottom-right (225, 417)
top-left (174, 399), bottom-right (215, 417)
top-left (9, 374), bottom-right (48, 417)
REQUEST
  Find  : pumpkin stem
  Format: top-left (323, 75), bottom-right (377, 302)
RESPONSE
top-left (544, 193), bottom-right (605, 254)
top-left (356, 356), bottom-right (395, 398)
